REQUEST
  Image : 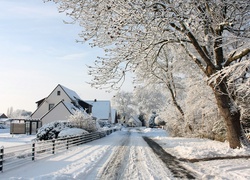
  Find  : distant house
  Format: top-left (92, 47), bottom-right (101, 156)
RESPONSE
top-left (0, 113), bottom-right (8, 119)
top-left (128, 116), bottom-right (142, 127)
top-left (31, 84), bottom-right (92, 125)
top-left (86, 100), bottom-right (112, 122)
top-left (0, 113), bottom-right (10, 126)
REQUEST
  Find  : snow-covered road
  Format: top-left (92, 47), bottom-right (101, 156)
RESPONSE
top-left (96, 129), bottom-right (173, 180)
top-left (1, 128), bottom-right (175, 179)
top-left (1, 127), bottom-right (250, 180)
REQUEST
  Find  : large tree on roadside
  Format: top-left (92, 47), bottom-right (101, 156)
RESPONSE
top-left (47, 0), bottom-right (250, 148)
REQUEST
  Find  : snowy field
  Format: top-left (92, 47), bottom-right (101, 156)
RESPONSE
top-left (0, 127), bottom-right (250, 179)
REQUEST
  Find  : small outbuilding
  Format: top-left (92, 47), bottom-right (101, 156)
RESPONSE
top-left (128, 116), bottom-right (142, 127)
top-left (10, 118), bottom-right (42, 135)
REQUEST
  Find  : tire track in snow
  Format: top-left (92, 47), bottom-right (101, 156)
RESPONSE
top-left (98, 128), bottom-right (173, 180)
top-left (96, 131), bottom-right (131, 180)
top-left (75, 131), bottom-right (129, 179)
top-left (122, 129), bottom-right (173, 180)
top-left (143, 136), bottom-right (196, 179)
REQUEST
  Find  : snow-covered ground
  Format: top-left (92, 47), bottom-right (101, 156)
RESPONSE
top-left (0, 127), bottom-right (250, 179)
top-left (0, 129), bottom-right (36, 148)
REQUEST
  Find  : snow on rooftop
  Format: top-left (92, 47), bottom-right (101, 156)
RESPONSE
top-left (0, 118), bottom-right (10, 122)
top-left (63, 101), bottom-right (83, 114)
top-left (86, 100), bottom-right (111, 120)
top-left (60, 84), bottom-right (81, 101)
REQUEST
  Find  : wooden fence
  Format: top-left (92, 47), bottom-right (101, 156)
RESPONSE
top-left (0, 128), bottom-right (119, 172)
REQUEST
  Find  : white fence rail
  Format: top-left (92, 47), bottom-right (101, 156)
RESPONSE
top-left (0, 128), bottom-right (119, 172)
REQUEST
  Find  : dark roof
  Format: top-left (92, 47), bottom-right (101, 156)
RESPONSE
top-left (35, 98), bottom-right (45, 104)
top-left (0, 113), bottom-right (8, 119)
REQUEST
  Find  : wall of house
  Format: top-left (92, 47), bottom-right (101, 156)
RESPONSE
top-left (42, 102), bottom-right (71, 125)
top-left (32, 86), bottom-right (72, 119)
top-left (47, 86), bottom-right (72, 105)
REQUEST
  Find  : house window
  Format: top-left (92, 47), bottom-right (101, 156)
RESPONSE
top-left (57, 91), bottom-right (61, 96)
top-left (49, 104), bottom-right (54, 110)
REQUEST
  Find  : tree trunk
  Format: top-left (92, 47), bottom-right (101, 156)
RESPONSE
top-left (212, 84), bottom-right (242, 148)
top-left (167, 83), bottom-right (184, 117)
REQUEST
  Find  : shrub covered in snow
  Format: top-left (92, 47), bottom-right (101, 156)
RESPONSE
top-left (154, 116), bottom-right (165, 126)
top-left (97, 120), bottom-right (111, 128)
top-left (36, 121), bottom-right (73, 140)
top-left (58, 128), bottom-right (89, 138)
top-left (68, 110), bottom-right (99, 132)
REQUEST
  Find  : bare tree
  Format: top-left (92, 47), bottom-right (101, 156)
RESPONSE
top-left (135, 45), bottom-right (185, 117)
top-left (7, 108), bottom-right (32, 119)
top-left (47, 0), bottom-right (250, 148)
top-left (133, 84), bottom-right (167, 120)
top-left (111, 91), bottom-right (135, 123)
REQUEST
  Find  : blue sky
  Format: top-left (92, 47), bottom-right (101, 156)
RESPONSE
top-left (0, 0), bottom-right (132, 113)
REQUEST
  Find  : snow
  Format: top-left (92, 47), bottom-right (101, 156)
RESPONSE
top-left (0, 129), bottom-right (36, 148)
top-left (154, 137), bottom-right (249, 159)
top-left (59, 84), bottom-right (82, 100)
top-left (86, 100), bottom-right (111, 120)
top-left (58, 128), bottom-right (89, 138)
top-left (0, 127), bottom-right (250, 179)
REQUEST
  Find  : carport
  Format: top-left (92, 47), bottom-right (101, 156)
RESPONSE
top-left (10, 118), bottom-right (42, 135)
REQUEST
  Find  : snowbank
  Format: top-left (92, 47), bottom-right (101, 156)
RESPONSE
top-left (58, 128), bottom-right (89, 138)
top-left (153, 137), bottom-right (250, 159)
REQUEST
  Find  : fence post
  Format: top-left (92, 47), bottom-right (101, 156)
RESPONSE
top-left (52, 140), bottom-right (55, 154)
top-left (81, 134), bottom-right (84, 145)
top-left (66, 139), bottom-right (69, 150)
top-left (32, 143), bottom-right (35, 161)
top-left (0, 146), bottom-right (3, 172)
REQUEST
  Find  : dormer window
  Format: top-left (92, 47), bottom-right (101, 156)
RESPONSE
top-left (57, 91), bottom-right (61, 96)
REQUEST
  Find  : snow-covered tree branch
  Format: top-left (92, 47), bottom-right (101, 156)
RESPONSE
top-left (47, 0), bottom-right (250, 148)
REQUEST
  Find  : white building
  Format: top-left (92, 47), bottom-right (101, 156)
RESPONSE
top-left (128, 116), bottom-right (142, 127)
top-left (31, 84), bottom-right (92, 125)
top-left (86, 100), bottom-right (112, 122)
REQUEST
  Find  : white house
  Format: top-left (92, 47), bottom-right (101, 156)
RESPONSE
top-left (85, 100), bottom-right (112, 122)
top-left (128, 116), bottom-right (142, 127)
top-left (31, 84), bottom-right (92, 125)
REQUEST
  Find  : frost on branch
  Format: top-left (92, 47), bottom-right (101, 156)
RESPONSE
top-left (47, 0), bottom-right (250, 148)
top-left (68, 110), bottom-right (98, 132)
top-left (208, 60), bottom-right (250, 122)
